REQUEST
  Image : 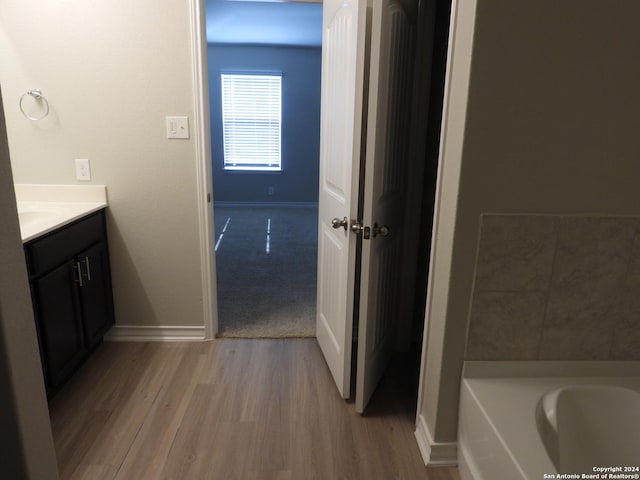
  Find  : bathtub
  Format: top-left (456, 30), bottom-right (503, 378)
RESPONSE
top-left (457, 361), bottom-right (640, 480)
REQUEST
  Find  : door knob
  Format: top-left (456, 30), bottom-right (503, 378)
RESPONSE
top-left (349, 221), bottom-right (389, 239)
top-left (350, 221), bottom-right (365, 235)
top-left (331, 217), bottom-right (348, 231)
top-left (372, 223), bottom-right (390, 238)
top-left (350, 221), bottom-right (370, 239)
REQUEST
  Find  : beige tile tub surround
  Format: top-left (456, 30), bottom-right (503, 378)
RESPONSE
top-left (474, 215), bottom-right (559, 292)
top-left (612, 233), bottom-right (640, 359)
top-left (466, 214), bottom-right (640, 361)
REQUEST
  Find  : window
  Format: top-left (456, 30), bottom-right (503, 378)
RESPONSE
top-left (221, 73), bottom-right (282, 172)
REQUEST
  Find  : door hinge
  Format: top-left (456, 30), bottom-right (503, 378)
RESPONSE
top-left (207, 192), bottom-right (211, 203)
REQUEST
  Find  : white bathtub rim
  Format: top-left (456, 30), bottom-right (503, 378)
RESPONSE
top-left (458, 439), bottom-right (481, 480)
top-left (458, 364), bottom-right (640, 480)
top-left (467, 379), bottom-right (530, 473)
top-left (539, 384), bottom-right (640, 433)
top-left (537, 384), bottom-right (640, 473)
top-left (460, 378), bottom-right (533, 480)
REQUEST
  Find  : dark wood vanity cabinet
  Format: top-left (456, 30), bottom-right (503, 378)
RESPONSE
top-left (25, 210), bottom-right (115, 394)
top-left (31, 259), bottom-right (86, 390)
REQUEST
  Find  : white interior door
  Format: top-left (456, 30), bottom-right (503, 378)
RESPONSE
top-left (315, 0), bottom-right (368, 398)
top-left (355, 0), bottom-right (415, 413)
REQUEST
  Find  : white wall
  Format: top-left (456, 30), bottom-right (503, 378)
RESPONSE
top-left (0, 88), bottom-right (59, 479)
top-left (419, 0), bottom-right (640, 455)
top-left (0, 0), bottom-right (206, 328)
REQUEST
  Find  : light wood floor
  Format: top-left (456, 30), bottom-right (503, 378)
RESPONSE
top-left (49, 339), bottom-right (460, 480)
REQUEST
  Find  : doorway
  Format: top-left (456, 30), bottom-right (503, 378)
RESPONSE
top-left (204, 1), bottom-right (323, 338)
top-left (197, 0), bottom-right (452, 411)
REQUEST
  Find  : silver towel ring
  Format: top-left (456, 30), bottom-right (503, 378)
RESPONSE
top-left (19, 89), bottom-right (50, 121)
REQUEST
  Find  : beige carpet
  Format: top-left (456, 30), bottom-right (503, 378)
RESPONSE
top-left (214, 205), bottom-right (317, 338)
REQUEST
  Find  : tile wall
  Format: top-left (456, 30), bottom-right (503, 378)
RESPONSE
top-left (466, 214), bottom-right (640, 360)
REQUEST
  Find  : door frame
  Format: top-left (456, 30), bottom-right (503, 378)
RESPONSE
top-left (187, 3), bottom-right (463, 449)
top-left (414, 0), bottom-right (473, 466)
top-left (189, 0), bottom-right (218, 340)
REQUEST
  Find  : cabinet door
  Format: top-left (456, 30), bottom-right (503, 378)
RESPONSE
top-left (78, 242), bottom-right (114, 349)
top-left (33, 260), bottom-right (85, 389)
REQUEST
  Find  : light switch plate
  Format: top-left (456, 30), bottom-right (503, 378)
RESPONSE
top-left (166, 116), bottom-right (190, 139)
top-left (75, 158), bottom-right (91, 181)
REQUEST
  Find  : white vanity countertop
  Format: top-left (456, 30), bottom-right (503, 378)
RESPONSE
top-left (15, 184), bottom-right (108, 243)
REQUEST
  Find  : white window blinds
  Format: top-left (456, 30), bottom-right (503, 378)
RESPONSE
top-left (221, 73), bottom-right (282, 171)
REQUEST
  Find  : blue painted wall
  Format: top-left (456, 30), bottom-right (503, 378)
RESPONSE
top-left (208, 44), bottom-right (321, 203)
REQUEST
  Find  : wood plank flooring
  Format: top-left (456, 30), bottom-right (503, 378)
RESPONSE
top-left (48, 339), bottom-right (460, 480)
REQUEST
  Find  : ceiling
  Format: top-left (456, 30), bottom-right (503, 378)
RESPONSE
top-left (205, 0), bottom-right (323, 47)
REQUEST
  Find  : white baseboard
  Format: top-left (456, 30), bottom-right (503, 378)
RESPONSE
top-left (104, 325), bottom-right (206, 342)
top-left (414, 414), bottom-right (458, 466)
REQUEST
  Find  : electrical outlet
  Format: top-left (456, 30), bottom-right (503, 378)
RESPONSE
top-left (75, 158), bottom-right (91, 181)
top-left (268, 186), bottom-right (274, 195)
